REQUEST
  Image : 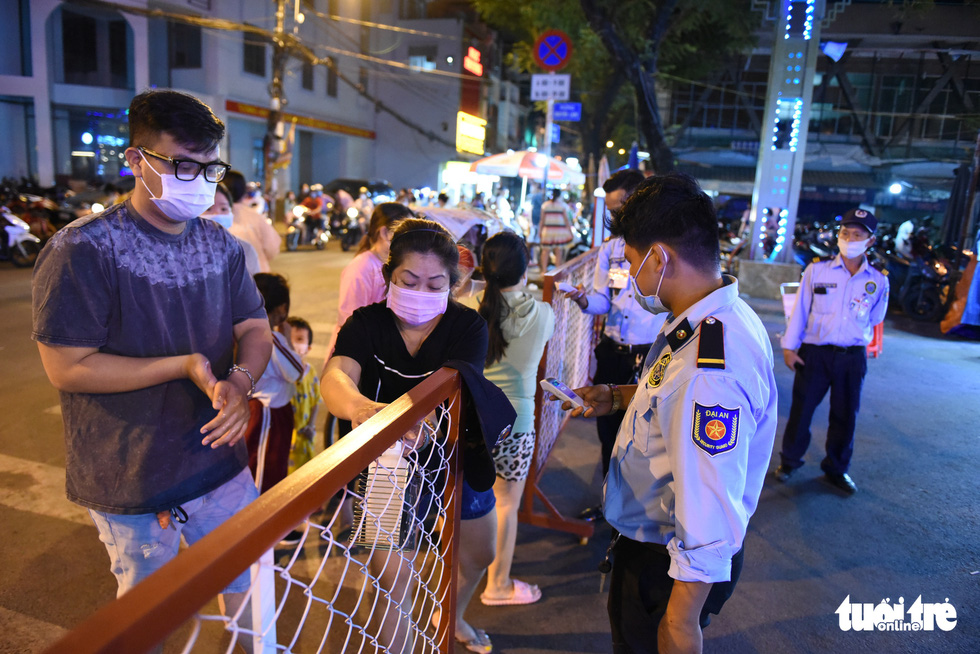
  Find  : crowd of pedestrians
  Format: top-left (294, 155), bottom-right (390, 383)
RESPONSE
top-left (30, 88), bottom-right (890, 654)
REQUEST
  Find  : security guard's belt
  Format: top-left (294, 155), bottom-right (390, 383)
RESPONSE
top-left (603, 337), bottom-right (653, 355)
top-left (811, 344), bottom-right (865, 354)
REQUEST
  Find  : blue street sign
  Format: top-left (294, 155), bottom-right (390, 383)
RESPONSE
top-left (551, 124), bottom-right (560, 143)
top-left (553, 102), bottom-right (581, 121)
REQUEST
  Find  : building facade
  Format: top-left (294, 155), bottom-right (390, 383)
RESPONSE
top-left (0, 0), bottom-right (519, 196)
top-left (660, 0), bottom-right (979, 225)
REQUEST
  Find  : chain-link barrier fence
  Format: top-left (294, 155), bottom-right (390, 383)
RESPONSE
top-left (520, 247), bottom-right (602, 541)
top-left (45, 370), bottom-right (465, 654)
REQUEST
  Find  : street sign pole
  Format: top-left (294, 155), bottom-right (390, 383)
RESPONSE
top-left (532, 29), bottom-right (573, 200)
top-left (541, 71), bottom-right (554, 194)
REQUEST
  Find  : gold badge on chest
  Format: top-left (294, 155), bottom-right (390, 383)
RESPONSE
top-left (648, 352), bottom-right (672, 388)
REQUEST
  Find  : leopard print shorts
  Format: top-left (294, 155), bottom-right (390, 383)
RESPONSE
top-left (491, 429), bottom-right (535, 482)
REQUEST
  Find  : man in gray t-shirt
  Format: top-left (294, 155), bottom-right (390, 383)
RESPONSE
top-left (32, 90), bottom-right (272, 618)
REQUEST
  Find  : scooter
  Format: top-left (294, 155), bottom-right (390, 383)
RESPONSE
top-left (285, 206), bottom-right (329, 251)
top-left (566, 212), bottom-right (593, 261)
top-left (329, 205), bottom-right (363, 252)
top-left (793, 221), bottom-right (835, 266)
top-left (1, 205), bottom-right (42, 267)
top-left (900, 243), bottom-right (964, 322)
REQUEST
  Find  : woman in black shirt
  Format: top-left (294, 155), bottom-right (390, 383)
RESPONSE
top-left (323, 218), bottom-right (496, 654)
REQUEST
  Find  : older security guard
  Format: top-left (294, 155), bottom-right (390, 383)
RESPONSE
top-left (774, 208), bottom-right (889, 494)
top-left (559, 173), bottom-right (777, 654)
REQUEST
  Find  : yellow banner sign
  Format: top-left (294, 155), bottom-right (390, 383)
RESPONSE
top-left (456, 111), bottom-right (486, 155)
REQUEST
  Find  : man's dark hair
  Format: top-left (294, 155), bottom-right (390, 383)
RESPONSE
top-left (128, 90), bottom-right (224, 154)
top-left (607, 172), bottom-right (720, 271)
top-left (438, 192), bottom-right (449, 203)
top-left (602, 169), bottom-right (644, 196)
top-left (223, 171), bottom-right (248, 203)
top-left (254, 272), bottom-right (290, 314)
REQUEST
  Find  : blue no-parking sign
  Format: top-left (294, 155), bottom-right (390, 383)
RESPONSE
top-left (533, 30), bottom-right (573, 72)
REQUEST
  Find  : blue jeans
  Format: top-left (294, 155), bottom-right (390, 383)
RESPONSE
top-left (88, 467), bottom-right (258, 597)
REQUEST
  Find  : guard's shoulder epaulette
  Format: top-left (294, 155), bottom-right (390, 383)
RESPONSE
top-left (697, 317), bottom-right (725, 369)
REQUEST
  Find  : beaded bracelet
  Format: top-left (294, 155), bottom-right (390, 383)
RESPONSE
top-left (227, 364), bottom-right (255, 398)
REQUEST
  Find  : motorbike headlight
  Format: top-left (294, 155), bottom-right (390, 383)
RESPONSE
top-left (347, 207), bottom-right (359, 219)
top-left (292, 206), bottom-right (307, 218)
top-left (91, 203), bottom-right (104, 213)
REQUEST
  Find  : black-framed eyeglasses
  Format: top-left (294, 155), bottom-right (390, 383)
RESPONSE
top-left (138, 146), bottom-right (231, 183)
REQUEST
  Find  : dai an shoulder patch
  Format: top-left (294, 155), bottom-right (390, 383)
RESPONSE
top-left (692, 402), bottom-right (739, 456)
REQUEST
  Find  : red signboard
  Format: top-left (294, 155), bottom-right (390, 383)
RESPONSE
top-left (463, 47), bottom-right (483, 77)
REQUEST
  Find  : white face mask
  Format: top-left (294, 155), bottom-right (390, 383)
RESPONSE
top-left (630, 244), bottom-right (670, 315)
top-left (204, 212), bottom-right (234, 230)
top-left (838, 236), bottom-right (870, 259)
top-left (386, 282), bottom-right (449, 325)
top-left (138, 153), bottom-right (217, 222)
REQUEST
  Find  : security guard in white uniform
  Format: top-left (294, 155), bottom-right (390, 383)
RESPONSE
top-left (558, 173), bottom-right (777, 654)
top-left (774, 208), bottom-right (889, 494)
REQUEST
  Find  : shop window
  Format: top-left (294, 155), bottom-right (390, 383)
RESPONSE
top-left (243, 29), bottom-right (266, 77)
top-left (326, 57), bottom-right (338, 97)
top-left (169, 22), bottom-right (202, 69)
top-left (302, 60), bottom-right (314, 90)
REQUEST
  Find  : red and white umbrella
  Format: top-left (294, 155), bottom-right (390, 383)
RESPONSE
top-left (469, 150), bottom-right (585, 185)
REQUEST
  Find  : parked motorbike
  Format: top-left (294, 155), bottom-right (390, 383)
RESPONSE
top-left (329, 205), bottom-right (364, 252)
top-left (1, 205), bottom-right (42, 267)
top-left (793, 221), bottom-right (836, 266)
top-left (900, 243), bottom-right (965, 322)
top-left (566, 211), bottom-right (593, 261)
top-left (285, 206), bottom-right (329, 251)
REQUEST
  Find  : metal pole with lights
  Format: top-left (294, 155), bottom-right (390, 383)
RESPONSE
top-left (749, 0), bottom-right (826, 263)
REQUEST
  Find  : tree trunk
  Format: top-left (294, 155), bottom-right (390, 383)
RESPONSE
top-left (581, 69), bottom-right (627, 199)
top-left (580, 0), bottom-right (678, 174)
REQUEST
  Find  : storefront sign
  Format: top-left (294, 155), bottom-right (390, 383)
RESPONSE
top-left (456, 111), bottom-right (487, 155)
top-left (463, 47), bottom-right (484, 77)
top-left (224, 100), bottom-right (376, 139)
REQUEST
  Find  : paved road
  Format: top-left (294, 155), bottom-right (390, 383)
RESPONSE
top-left (1, 246), bottom-right (978, 653)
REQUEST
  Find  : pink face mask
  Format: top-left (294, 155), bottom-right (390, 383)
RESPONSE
top-left (386, 282), bottom-right (449, 325)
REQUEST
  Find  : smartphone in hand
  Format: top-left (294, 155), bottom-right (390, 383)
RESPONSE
top-left (556, 282), bottom-right (577, 294)
top-left (540, 377), bottom-right (585, 409)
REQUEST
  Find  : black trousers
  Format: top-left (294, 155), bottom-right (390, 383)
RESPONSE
top-left (780, 343), bottom-right (868, 475)
top-left (608, 536), bottom-right (743, 654)
top-left (593, 337), bottom-right (649, 477)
